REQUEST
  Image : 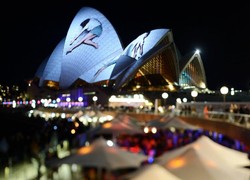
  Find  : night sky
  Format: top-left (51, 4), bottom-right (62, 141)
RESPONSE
top-left (2, 1), bottom-right (250, 90)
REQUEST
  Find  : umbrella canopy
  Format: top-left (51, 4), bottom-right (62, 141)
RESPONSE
top-left (121, 163), bottom-right (181, 180)
top-left (87, 114), bottom-right (143, 137)
top-left (115, 113), bottom-right (142, 128)
top-left (48, 137), bottom-right (147, 170)
top-left (156, 135), bottom-right (250, 180)
top-left (146, 116), bottom-right (200, 130)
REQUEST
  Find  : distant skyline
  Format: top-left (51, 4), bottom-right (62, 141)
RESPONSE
top-left (2, 1), bottom-right (250, 90)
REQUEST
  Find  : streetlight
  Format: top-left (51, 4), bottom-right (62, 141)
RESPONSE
top-left (92, 96), bottom-right (98, 107)
top-left (191, 90), bottom-right (198, 101)
top-left (182, 97), bottom-right (187, 103)
top-left (220, 86), bottom-right (229, 102)
top-left (78, 96), bottom-right (83, 102)
top-left (161, 92), bottom-right (169, 106)
top-left (66, 97), bottom-right (71, 108)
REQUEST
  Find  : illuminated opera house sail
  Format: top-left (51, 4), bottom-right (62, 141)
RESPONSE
top-left (34, 6), bottom-right (207, 93)
top-left (178, 50), bottom-right (207, 90)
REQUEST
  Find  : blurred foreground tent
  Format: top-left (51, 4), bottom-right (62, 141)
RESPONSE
top-left (86, 114), bottom-right (143, 139)
top-left (121, 163), bottom-right (181, 180)
top-left (156, 135), bottom-right (250, 180)
top-left (146, 115), bottom-right (200, 131)
top-left (46, 137), bottom-right (148, 179)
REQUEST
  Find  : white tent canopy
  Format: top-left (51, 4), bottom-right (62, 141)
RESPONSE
top-left (86, 114), bottom-right (143, 137)
top-left (146, 115), bottom-right (200, 130)
top-left (121, 163), bottom-right (181, 180)
top-left (47, 137), bottom-right (147, 170)
top-left (156, 135), bottom-right (250, 180)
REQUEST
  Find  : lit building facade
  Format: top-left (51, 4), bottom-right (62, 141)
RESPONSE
top-left (31, 6), bottom-right (208, 106)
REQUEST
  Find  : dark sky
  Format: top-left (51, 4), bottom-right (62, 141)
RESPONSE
top-left (2, 1), bottom-right (250, 90)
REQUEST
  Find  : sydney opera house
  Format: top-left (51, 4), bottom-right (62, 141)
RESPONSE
top-left (31, 6), bottom-right (208, 105)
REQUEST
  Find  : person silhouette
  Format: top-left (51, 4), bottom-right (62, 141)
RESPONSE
top-left (66, 18), bottom-right (103, 55)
